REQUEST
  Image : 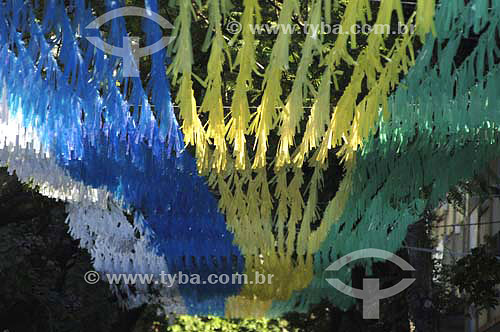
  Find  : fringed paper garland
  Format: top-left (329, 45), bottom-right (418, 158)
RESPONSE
top-left (168, 0), bottom-right (209, 171)
top-left (227, 0), bottom-right (261, 170)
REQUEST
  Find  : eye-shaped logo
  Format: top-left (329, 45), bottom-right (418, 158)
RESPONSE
top-left (85, 7), bottom-right (175, 77)
top-left (326, 248), bottom-right (415, 319)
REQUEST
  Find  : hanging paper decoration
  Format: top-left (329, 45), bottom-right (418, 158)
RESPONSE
top-left (0, 0), bottom-right (244, 315)
top-left (3, 0), bottom-right (500, 320)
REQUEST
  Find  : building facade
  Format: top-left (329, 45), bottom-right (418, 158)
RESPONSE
top-left (434, 162), bottom-right (500, 332)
